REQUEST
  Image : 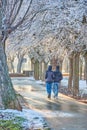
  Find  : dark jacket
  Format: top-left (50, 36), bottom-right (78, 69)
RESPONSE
top-left (45, 65), bottom-right (54, 83)
top-left (53, 66), bottom-right (63, 82)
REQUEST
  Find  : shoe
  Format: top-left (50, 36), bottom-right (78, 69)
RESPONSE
top-left (53, 95), bottom-right (56, 98)
top-left (55, 97), bottom-right (58, 99)
top-left (54, 96), bottom-right (58, 99)
top-left (48, 94), bottom-right (51, 99)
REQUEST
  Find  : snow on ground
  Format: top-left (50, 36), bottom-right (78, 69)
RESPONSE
top-left (61, 77), bottom-right (87, 89)
top-left (0, 109), bottom-right (49, 129)
top-left (36, 80), bottom-right (45, 85)
top-left (61, 77), bottom-right (87, 97)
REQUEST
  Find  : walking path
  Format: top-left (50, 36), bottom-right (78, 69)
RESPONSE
top-left (12, 77), bottom-right (87, 130)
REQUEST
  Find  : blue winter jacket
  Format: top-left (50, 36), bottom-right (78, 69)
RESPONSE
top-left (53, 67), bottom-right (63, 82)
top-left (45, 65), bottom-right (54, 83)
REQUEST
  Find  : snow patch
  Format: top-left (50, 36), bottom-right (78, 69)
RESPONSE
top-left (0, 109), bottom-right (49, 129)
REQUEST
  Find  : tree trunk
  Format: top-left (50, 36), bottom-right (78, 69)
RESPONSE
top-left (39, 62), bottom-right (42, 80)
top-left (7, 59), bottom-right (15, 73)
top-left (84, 53), bottom-right (87, 82)
top-left (31, 58), bottom-right (34, 70)
top-left (68, 56), bottom-right (73, 90)
top-left (34, 60), bottom-right (39, 80)
top-left (59, 60), bottom-right (63, 72)
top-left (50, 57), bottom-right (58, 70)
top-left (11, 60), bottom-right (15, 73)
top-left (41, 62), bottom-right (47, 81)
top-left (0, 43), bottom-right (22, 110)
top-left (73, 53), bottom-right (79, 97)
top-left (63, 57), bottom-right (69, 73)
top-left (79, 58), bottom-right (83, 80)
top-left (17, 56), bottom-right (23, 73)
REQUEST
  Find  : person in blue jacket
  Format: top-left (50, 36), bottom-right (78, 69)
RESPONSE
top-left (45, 65), bottom-right (54, 99)
top-left (53, 65), bottom-right (63, 99)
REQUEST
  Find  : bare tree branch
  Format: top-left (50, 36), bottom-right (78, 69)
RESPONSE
top-left (10, 0), bottom-right (23, 25)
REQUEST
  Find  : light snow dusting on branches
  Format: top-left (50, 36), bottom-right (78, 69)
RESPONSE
top-left (1, 0), bottom-right (86, 63)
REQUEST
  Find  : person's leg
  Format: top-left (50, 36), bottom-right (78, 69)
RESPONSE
top-left (53, 82), bottom-right (58, 98)
top-left (53, 82), bottom-right (57, 98)
top-left (53, 83), bottom-right (55, 97)
top-left (46, 83), bottom-right (52, 98)
top-left (55, 83), bottom-right (58, 98)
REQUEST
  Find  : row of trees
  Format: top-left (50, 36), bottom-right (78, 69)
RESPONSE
top-left (6, 40), bottom-right (86, 97)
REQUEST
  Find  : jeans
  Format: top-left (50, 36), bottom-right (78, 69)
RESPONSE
top-left (53, 82), bottom-right (59, 97)
top-left (46, 83), bottom-right (52, 96)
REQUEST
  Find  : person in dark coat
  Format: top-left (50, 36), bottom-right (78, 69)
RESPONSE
top-left (53, 65), bottom-right (63, 99)
top-left (45, 65), bottom-right (54, 99)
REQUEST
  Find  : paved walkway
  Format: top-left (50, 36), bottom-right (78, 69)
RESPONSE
top-left (12, 77), bottom-right (87, 130)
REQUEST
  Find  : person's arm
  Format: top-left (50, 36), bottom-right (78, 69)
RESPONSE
top-left (52, 72), bottom-right (55, 79)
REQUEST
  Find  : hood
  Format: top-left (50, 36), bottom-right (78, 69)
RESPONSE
top-left (48, 65), bottom-right (52, 71)
top-left (56, 66), bottom-right (59, 70)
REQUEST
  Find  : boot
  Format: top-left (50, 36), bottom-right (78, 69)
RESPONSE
top-left (48, 94), bottom-right (51, 99)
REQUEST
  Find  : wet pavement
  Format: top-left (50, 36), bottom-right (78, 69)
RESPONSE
top-left (12, 77), bottom-right (87, 130)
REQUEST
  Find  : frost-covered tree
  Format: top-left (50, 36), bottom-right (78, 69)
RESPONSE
top-left (0, 0), bottom-right (47, 109)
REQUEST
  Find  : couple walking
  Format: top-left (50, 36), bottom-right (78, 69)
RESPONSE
top-left (45, 65), bottom-right (63, 99)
